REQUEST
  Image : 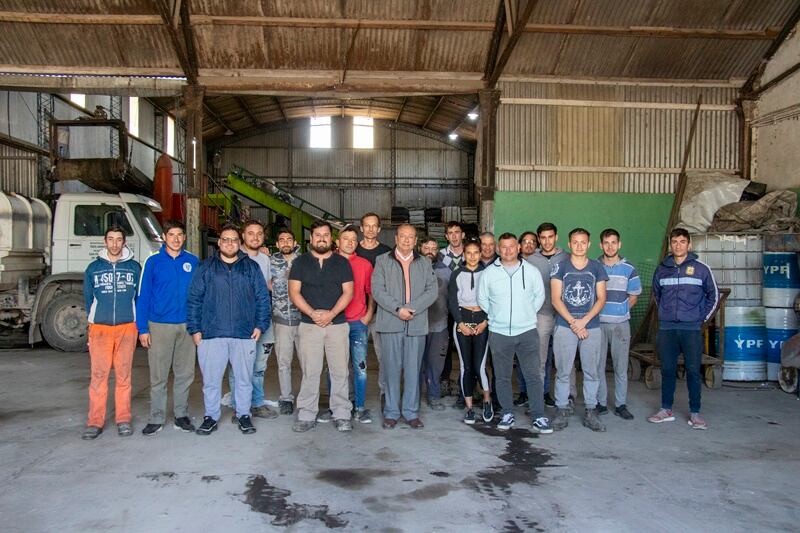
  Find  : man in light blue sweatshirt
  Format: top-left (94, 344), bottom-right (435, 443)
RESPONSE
top-left (477, 232), bottom-right (552, 434)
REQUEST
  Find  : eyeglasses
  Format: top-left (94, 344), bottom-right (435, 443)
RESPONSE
top-left (521, 239), bottom-right (536, 244)
top-left (220, 237), bottom-right (239, 244)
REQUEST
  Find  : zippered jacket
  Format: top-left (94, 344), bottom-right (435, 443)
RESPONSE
top-left (135, 245), bottom-right (199, 333)
top-left (186, 251), bottom-right (271, 339)
top-left (84, 247), bottom-right (141, 326)
top-left (653, 252), bottom-right (718, 330)
top-left (372, 249), bottom-right (438, 335)
top-left (477, 258), bottom-right (545, 336)
top-left (448, 262), bottom-right (486, 323)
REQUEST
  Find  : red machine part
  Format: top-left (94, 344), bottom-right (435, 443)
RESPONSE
top-left (153, 154), bottom-right (173, 223)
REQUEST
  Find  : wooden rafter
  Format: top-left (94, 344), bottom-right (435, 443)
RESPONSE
top-left (395, 97), bottom-right (407, 123)
top-left (153, 0), bottom-right (198, 84)
top-left (235, 96), bottom-right (260, 127)
top-left (487, 0), bottom-right (539, 87)
top-left (484, 0), bottom-right (507, 81)
top-left (741, 1), bottom-right (800, 96)
top-left (274, 96), bottom-right (288, 123)
top-left (203, 101), bottom-right (234, 133)
top-left (422, 96), bottom-right (445, 129)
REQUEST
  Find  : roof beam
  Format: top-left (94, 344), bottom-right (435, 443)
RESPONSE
top-left (487, 0), bottom-right (538, 88)
top-left (395, 97), bottom-right (407, 123)
top-left (422, 96), bottom-right (445, 129)
top-left (0, 12), bottom-right (780, 40)
top-left (273, 96), bottom-right (289, 123)
top-left (484, 1), bottom-right (507, 81)
top-left (741, 2), bottom-right (800, 96)
top-left (203, 101), bottom-right (234, 133)
top-left (154, 0), bottom-right (198, 84)
top-left (235, 96), bottom-right (260, 127)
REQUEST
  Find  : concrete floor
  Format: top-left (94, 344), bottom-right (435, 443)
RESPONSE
top-left (0, 346), bottom-right (798, 533)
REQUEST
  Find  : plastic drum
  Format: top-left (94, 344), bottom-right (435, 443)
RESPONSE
top-left (765, 307), bottom-right (798, 381)
top-left (762, 252), bottom-right (800, 308)
top-left (723, 306), bottom-right (766, 381)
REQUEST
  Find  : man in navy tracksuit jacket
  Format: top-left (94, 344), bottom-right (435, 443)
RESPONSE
top-left (650, 228), bottom-right (718, 430)
top-left (186, 224), bottom-right (271, 436)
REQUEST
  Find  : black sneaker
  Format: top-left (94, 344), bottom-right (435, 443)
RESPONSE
top-left (543, 393), bottom-right (556, 407)
top-left (513, 393), bottom-right (529, 407)
top-left (453, 397), bottom-right (466, 409)
top-left (482, 400), bottom-right (494, 422)
top-left (463, 408), bottom-right (476, 425)
top-left (173, 417), bottom-right (195, 432)
top-left (238, 415), bottom-right (256, 434)
top-left (196, 416), bottom-right (218, 436)
top-left (614, 405), bottom-right (634, 420)
top-left (142, 423), bottom-right (163, 437)
top-left (279, 400), bottom-right (294, 415)
top-left (597, 405), bottom-right (609, 416)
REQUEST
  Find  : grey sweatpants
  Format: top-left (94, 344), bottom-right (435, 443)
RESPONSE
top-left (147, 321), bottom-right (196, 424)
top-left (489, 328), bottom-right (545, 419)
top-left (422, 328), bottom-right (449, 401)
top-left (197, 337), bottom-right (257, 421)
top-left (553, 325), bottom-right (602, 409)
top-left (598, 321), bottom-right (631, 408)
top-left (274, 323), bottom-right (300, 401)
top-left (381, 332), bottom-right (426, 421)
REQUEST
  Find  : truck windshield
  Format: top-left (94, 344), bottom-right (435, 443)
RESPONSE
top-left (129, 203), bottom-right (164, 242)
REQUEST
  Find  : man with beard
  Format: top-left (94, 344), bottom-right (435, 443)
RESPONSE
top-left (373, 225), bottom-right (438, 429)
top-left (519, 231), bottom-right (538, 260)
top-left (419, 237), bottom-right (450, 411)
top-left (289, 221), bottom-right (354, 433)
top-left (270, 228), bottom-right (302, 415)
top-left (187, 224), bottom-right (270, 436)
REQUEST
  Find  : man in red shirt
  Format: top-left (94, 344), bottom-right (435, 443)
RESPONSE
top-left (338, 225), bottom-right (376, 424)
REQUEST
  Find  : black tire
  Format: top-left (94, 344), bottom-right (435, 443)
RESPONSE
top-left (41, 292), bottom-right (88, 352)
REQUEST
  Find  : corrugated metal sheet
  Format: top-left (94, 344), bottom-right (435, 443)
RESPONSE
top-left (497, 81), bottom-right (739, 193)
top-left (0, 144), bottom-right (37, 196)
top-left (343, 188), bottom-right (392, 221)
top-left (221, 147), bottom-right (288, 177)
top-left (394, 187), bottom-right (467, 208)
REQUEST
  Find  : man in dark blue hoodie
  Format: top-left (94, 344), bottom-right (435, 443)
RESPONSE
top-left (82, 226), bottom-right (141, 440)
top-left (186, 224), bottom-right (271, 436)
top-left (137, 220), bottom-right (199, 437)
top-left (650, 228), bottom-right (718, 430)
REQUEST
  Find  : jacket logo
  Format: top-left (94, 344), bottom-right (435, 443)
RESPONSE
top-left (183, 262), bottom-right (193, 273)
top-left (685, 266), bottom-right (694, 276)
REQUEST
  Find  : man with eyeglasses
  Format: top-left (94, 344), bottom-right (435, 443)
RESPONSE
top-left (519, 231), bottom-right (538, 260)
top-left (187, 224), bottom-right (271, 436)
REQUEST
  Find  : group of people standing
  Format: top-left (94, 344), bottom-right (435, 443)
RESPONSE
top-left (81, 212), bottom-right (718, 440)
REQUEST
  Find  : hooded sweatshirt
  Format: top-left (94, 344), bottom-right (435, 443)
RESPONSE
top-left (84, 246), bottom-right (141, 325)
top-left (477, 258), bottom-right (545, 337)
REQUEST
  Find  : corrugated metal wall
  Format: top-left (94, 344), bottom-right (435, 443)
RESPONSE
top-left (496, 81), bottom-right (740, 193)
top-left (0, 144), bottom-right (37, 196)
top-left (218, 117), bottom-right (471, 222)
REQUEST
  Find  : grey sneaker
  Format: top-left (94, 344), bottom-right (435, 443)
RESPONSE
top-left (427, 398), bottom-right (446, 411)
top-left (583, 408), bottom-right (607, 432)
top-left (251, 405), bottom-right (279, 419)
top-left (334, 419), bottom-right (353, 432)
top-left (355, 408), bottom-right (373, 424)
top-left (316, 410), bottom-right (333, 423)
top-left (117, 422), bottom-right (133, 437)
top-left (81, 426), bottom-right (102, 440)
top-left (552, 409), bottom-right (570, 431)
top-left (531, 417), bottom-right (553, 434)
top-left (278, 400), bottom-right (294, 415)
top-left (292, 420), bottom-right (316, 432)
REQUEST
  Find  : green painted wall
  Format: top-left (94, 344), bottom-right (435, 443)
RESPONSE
top-left (493, 191), bottom-right (674, 282)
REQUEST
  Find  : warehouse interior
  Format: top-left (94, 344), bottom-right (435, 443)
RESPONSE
top-left (1, 1), bottom-right (800, 531)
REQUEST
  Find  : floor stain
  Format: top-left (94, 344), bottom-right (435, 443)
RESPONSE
top-left (375, 447), bottom-right (400, 462)
top-left (244, 474), bottom-right (348, 528)
top-left (201, 475), bottom-right (220, 483)
top-left (429, 471), bottom-right (450, 478)
top-left (138, 472), bottom-right (176, 482)
top-left (316, 468), bottom-right (393, 490)
top-left (397, 483), bottom-right (452, 501)
top-left (465, 425), bottom-right (558, 499)
top-left (503, 518), bottom-right (545, 532)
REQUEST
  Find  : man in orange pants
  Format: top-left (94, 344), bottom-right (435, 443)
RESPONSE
top-left (81, 226), bottom-right (142, 440)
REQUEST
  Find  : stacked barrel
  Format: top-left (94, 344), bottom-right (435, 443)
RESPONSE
top-left (762, 252), bottom-right (800, 381)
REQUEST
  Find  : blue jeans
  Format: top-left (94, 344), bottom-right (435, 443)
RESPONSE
top-left (349, 320), bottom-right (369, 409)
top-left (229, 327), bottom-right (273, 409)
top-left (657, 328), bottom-right (703, 413)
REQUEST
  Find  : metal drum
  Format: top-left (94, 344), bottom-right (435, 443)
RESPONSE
top-left (765, 307), bottom-right (798, 381)
top-left (723, 306), bottom-right (767, 381)
top-left (762, 252), bottom-right (800, 308)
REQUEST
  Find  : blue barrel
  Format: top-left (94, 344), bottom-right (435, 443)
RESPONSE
top-left (762, 252), bottom-right (800, 308)
top-left (723, 307), bottom-right (766, 381)
top-left (765, 307), bottom-right (798, 381)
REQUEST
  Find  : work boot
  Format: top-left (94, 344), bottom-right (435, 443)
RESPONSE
top-left (583, 408), bottom-right (606, 432)
top-left (551, 409), bottom-right (570, 431)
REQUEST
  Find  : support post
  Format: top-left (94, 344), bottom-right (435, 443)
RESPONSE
top-left (476, 88), bottom-right (500, 232)
top-left (183, 84), bottom-right (205, 255)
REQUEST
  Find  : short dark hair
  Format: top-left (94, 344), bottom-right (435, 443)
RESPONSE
top-left (105, 225), bottom-right (126, 240)
top-left (537, 222), bottom-right (557, 235)
top-left (276, 227), bottom-right (294, 240)
top-left (670, 227), bottom-right (691, 241)
top-left (162, 220), bottom-right (185, 234)
top-left (520, 231), bottom-right (537, 241)
top-left (600, 228), bottom-right (620, 241)
top-left (464, 240), bottom-right (481, 252)
top-left (310, 220), bottom-right (332, 234)
top-left (568, 227), bottom-right (590, 240)
top-left (220, 222), bottom-right (239, 235)
top-left (498, 232), bottom-right (517, 242)
top-left (360, 212), bottom-right (381, 226)
top-left (419, 235), bottom-right (437, 246)
top-left (339, 225), bottom-right (358, 238)
top-left (242, 219), bottom-right (264, 232)
top-left (446, 220), bottom-right (463, 231)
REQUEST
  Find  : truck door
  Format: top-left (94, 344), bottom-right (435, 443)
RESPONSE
top-left (66, 203), bottom-right (137, 272)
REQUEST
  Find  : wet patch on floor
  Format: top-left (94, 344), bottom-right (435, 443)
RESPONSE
top-left (315, 468), bottom-right (393, 490)
top-left (464, 425), bottom-right (557, 498)
top-left (244, 474), bottom-right (348, 528)
top-left (138, 472), bottom-right (176, 482)
top-left (374, 447), bottom-right (401, 462)
top-left (397, 482), bottom-right (453, 501)
top-left (429, 471), bottom-right (450, 478)
top-left (200, 475), bottom-right (220, 483)
top-left (502, 517), bottom-right (545, 532)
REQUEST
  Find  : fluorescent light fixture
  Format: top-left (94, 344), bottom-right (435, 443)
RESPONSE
top-left (448, 132), bottom-right (458, 140)
top-left (467, 112), bottom-right (478, 120)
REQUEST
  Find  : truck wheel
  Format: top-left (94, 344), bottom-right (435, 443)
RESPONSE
top-left (42, 292), bottom-right (88, 352)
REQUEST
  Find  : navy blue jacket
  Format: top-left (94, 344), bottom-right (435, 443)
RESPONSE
top-left (653, 252), bottom-right (718, 330)
top-left (84, 247), bottom-right (141, 326)
top-left (186, 251), bottom-right (271, 339)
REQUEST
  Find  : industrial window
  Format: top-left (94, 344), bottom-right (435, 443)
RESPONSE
top-left (128, 97), bottom-right (139, 137)
top-left (353, 116), bottom-right (374, 149)
top-left (166, 115), bottom-right (176, 157)
top-left (309, 116), bottom-right (331, 149)
top-left (69, 94), bottom-right (86, 108)
top-left (73, 205), bottom-right (133, 237)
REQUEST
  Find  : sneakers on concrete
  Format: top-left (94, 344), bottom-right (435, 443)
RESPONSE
top-left (251, 405), bottom-right (279, 419)
top-left (355, 408), bottom-right (372, 424)
top-left (238, 415), bottom-right (256, 434)
top-left (531, 417), bottom-right (554, 434)
top-left (614, 405), bottom-right (634, 420)
top-left (141, 423), bottom-right (163, 436)
top-left (551, 409), bottom-right (570, 431)
top-left (173, 417), bottom-right (195, 432)
top-left (596, 405), bottom-right (609, 416)
top-left (117, 423), bottom-right (132, 437)
top-left (316, 410), bottom-right (333, 423)
top-left (334, 419), bottom-right (353, 432)
top-left (292, 420), bottom-right (316, 432)
top-left (81, 426), bottom-right (102, 440)
top-left (513, 393), bottom-right (529, 407)
top-left (647, 408), bottom-right (675, 424)
top-left (427, 398), bottom-right (446, 411)
top-left (196, 416), bottom-right (218, 436)
top-left (543, 393), bottom-right (556, 407)
top-left (482, 400), bottom-right (494, 423)
top-left (583, 408), bottom-right (606, 432)
top-left (278, 400), bottom-right (294, 415)
top-left (463, 408), bottom-right (476, 425)
top-left (497, 413), bottom-right (515, 431)
top-left (688, 413), bottom-right (707, 430)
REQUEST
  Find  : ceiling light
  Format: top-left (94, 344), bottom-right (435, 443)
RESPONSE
top-left (448, 132), bottom-right (458, 140)
top-left (467, 112), bottom-right (478, 120)
top-left (224, 129), bottom-right (234, 136)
